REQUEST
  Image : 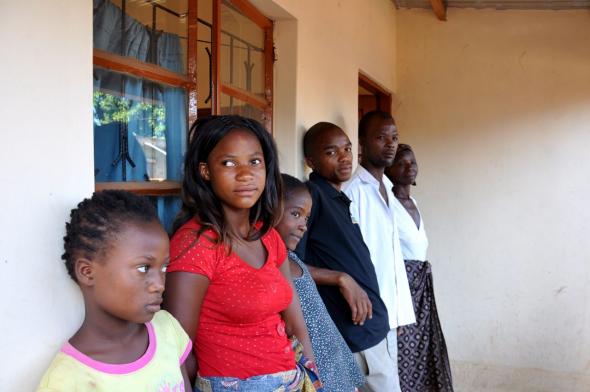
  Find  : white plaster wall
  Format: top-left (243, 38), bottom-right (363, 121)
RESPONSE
top-left (0, 0), bottom-right (397, 388)
top-left (396, 9), bottom-right (590, 392)
top-left (255, 0), bottom-right (398, 177)
top-left (8, 2), bottom-right (588, 391)
top-left (0, 1), bottom-right (92, 391)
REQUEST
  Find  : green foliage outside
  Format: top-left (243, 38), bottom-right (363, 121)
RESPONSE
top-left (93, 91), bottom-right (166, 139)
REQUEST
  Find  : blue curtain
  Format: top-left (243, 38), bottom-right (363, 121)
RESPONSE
top-left (93, 0), bottom-right (186, 232)
top-left (155, 32), bottom-right (186, 232)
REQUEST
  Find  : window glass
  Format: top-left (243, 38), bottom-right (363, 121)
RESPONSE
top-left (219, 0), bottom-right (266, 98)
top-left (196, 0), bottom-right (213, 115)
top-left (148, 195), bottom-right (182, 233)
top-left (94, 0), bottom-right (188, 74)
top-left (93, 67), bottom-right (187, 182)
top-left (220, 93), bottom-right (264, 123)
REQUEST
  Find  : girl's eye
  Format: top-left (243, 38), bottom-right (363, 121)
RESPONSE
top-left (137, 265), bottom-right (149, 273)
top-left (326, 151), bottom-right (336, 156)
top-left (222, 160), bottom-right (236, 167)
top-left (345, 147), bottom-right (352, 152)
top-left (251, 158), bottom-right (262, 165)
top-left (291, 211), bottom-right (301, 218)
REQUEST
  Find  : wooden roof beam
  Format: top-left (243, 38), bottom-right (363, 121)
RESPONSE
top-left (430, 0), bottom-right (447, 20)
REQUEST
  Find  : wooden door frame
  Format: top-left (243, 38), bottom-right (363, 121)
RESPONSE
top-left (358, 72), bottom-right (392, 114)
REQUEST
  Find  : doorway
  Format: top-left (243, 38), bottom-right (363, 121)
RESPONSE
top-left (358, 73), bottom-right (392, 162)
top-left (358, 72), bottom-right (392, 119)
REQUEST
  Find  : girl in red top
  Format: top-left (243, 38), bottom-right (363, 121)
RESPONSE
top-left (164, 115), bottom-right (316, 391)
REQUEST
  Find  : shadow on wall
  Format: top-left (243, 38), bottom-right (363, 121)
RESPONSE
top-left (395, 9), bottom-right (590, 391)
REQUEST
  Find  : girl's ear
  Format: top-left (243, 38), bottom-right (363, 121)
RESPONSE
top-left (199, 162), bottom-right (210, 181)
top-left (75, 258), bottom-right (95, 287)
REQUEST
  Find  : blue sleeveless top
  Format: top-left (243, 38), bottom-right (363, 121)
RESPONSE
top-left (289, 251), bottom-right (365, 392)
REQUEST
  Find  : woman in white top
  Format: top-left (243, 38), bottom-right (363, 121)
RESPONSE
top-left (386, 144), bottom-right (454, 392)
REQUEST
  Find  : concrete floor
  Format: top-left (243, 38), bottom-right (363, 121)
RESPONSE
top-left (451, 361), bottom-right (590, 392)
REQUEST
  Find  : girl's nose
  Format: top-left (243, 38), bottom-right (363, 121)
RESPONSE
top-left (236, 166), bottom-right (254, 181)
top-left (149, 273), bottom-right (165, 294)
top-left (298, 221), bottom-right (308, 232)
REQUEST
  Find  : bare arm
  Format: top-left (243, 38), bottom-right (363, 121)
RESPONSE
top-left (307, 264), bottom-right (372, 326)
top-left (180, 363), bottom-right (191, 391)
top-left (306, 264), bottom-right (349, 286)
top-left (163, 272), bottom-right (210, 384)
top-left (278, 259), bottom-right (316, 363)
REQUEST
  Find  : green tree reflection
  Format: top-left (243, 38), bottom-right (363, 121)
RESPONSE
top-left (93, 91), bottom-right (166, 138)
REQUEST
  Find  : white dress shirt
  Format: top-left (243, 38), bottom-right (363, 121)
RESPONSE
top-left (344, 166), bottom-right (416, 328)
top-left (391, 195), bottom-right (429, 262)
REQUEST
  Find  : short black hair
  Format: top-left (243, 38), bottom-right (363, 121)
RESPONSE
top-left (281, 173), bottom-right (309, 202)
top-left (62, 190), bottom-right (158, 282)
top-left (303, 122), bottom-right (342, 158)
top-left (358, 110), bottom-right (394, 140)
top-left (394, 143), bottom-right (413, 162)
top-left (391, 143), bottom-right (417, 186)
top-left (174, 115), bottom-right (283, 245)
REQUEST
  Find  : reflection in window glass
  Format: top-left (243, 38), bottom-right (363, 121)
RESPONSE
top-left (94, 90), bottom-right (166, 180)
top-left (197, 0), bottom-right (213, 112)
top-left (93, 68), bottom-right (187, 182)
top-left (220, 93), bottom-right (264, 123)
top-left (220, 0), bottom-right (265, 98)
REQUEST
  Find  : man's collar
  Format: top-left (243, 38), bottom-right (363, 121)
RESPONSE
top-left (355, 165), bottom-right (380, 186)
top-left (309, 172), bottom-right (347, 200)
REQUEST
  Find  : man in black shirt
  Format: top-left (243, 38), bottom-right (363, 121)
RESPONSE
top-left (296, 122), bottom-right (398, 392)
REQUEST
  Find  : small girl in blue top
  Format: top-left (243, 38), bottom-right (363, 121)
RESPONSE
top-left (276, 174), bottom-right (365, 392)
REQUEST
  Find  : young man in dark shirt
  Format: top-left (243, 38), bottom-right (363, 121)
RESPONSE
top-left (295, 121), bottom-right (398, 392)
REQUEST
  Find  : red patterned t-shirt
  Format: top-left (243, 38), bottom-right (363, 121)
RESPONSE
top-left (168, 219), bottom-right (295, 378)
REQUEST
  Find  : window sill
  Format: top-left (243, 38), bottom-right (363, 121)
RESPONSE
top-left (95, 181), bottom-right (181, 196)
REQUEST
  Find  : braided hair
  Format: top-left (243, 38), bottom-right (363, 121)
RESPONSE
top-left (394, 143), bottom-right (413, 160)
top-left (62, 190), bottom-right (158, 282)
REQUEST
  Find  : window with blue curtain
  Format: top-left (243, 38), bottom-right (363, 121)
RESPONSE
top-left (92, 0), bottom-right (276, 233)
top-left (93, 0), bottom-right (190, 232)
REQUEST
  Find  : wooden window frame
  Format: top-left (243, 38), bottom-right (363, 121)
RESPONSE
top-left (94, 0), bottom-right (198, 196)
top-left (94, 0), bottom-right (274, 196)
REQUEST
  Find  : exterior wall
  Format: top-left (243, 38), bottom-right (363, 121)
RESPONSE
top-left (396, 9), bottom-right (590, 392)
top-left (258, 0), bottom-right (398, 177)
top-left (0, 1), bottom-right (93, 391)
top-left (8, 2), bottom-right (590, 391)
top-left (0, 1), bottom-right (397, 389)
